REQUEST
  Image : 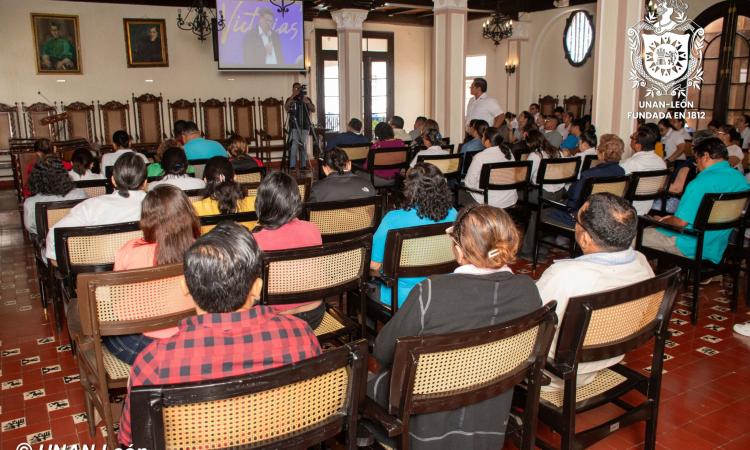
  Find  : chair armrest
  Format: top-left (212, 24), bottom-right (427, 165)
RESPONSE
top-left (360, 397), bottom-right (403, 437)
top-left (637, 215), bottom-right (699, 236)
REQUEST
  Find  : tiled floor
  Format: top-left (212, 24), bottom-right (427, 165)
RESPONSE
top-left (0, 189), bottom-right (749, 449)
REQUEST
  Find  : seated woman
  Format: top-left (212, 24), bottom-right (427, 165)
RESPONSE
top-left (308, 147), bottom-right (376, 203)
top-left (410, 128), bottom-right (449, 167)
top-left (227, 134), bottom-right (264, 171)
top-left (104, 185), bottom-right (201, 364)
top-left (148, 147), bottom-right (206, 191)
top-left (370, 163), bottom-right (458, 309)
top-left (192, 156), bottom-right (254, 215)
top-left (147, 138), bottom-right (196, 178)
top-left (461, 127), bottom-right (517, 209)
top-left (24, 157), bottom-right (87, 236)
top-left (252, 172), bottom-right (325, 329)
top-left (23, 138), bottom-right (71, 197)
top-left (368, 204), bottom-right (542, 450)
top-left (367, 121), bottom-right (407, 181)
top-left (68, 148), bottom-right (104, 181)
top-left (460, 119), bottom-right (488, 154)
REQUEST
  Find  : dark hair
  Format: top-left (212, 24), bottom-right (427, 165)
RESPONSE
top-left (580, 129), bottom-right (598, 148)
top-left (161, 147), bottom-right (189, 176)
top-left (173, 119), bottom-right (188, 137)
top-left (545, 115), bottom-right (559, 126)
top-left (203, 156), bottom-right (246, 214)
top-left (403, 163), bottom-right (452, 222)
top-left (578, 193), bottom-right (637, 252)
top-left (28, 157), bottom-right (75, 197)
top-left (184, 221), bottom-right (263, 313)
top-left (526, 129), bottom-right (559, 158)
top-left (553, 106), bottom-right (565, 114)
top-left (112, 152), bottom-right (147, 197)
top-left (415, 116), bottom-right (428, 123)
top-left (348, 118), bottom-right (363, 133)
top-left (707, 119), bottom-right (723, 129)
top-left (719, 124), bottom-right (742, 144)
top-left (292, 82), bottom-right (301, 88)
top-left (255, 172), bottom-right (301, 230)
top-left (324, 148), bottom-right (349, 174)
top-left (693, 137), bottom-right (729, 160)
top-left (34, 138), bottom-right (53, 155)
top-left (473, 78), bottom-right (488, 92)
top-left (570, 119), bottom-right (585, 131)
top-left (390, 116), bottom-right (404, 129)
top-left (692, 129), bottom-right (716, 147)
top-left (529, 103), bottom-right (540, 110)
top-left (182, 121), bottom-right (200, 134)
top-left (112, 130), bottom-right (130, 148)
top-left (635, 127), bottom-right (658, 151)
top-left (472, 119), bottom-right (489, 138)
top-left (643, 122), bottom-right (660, 139)
top-left (424, 119), bottom-right (440, 132)
top-left (658, 118), bottom-right (675, 130)
top-left (423, 127), bottom-right (441, 147)
top-left (483, 127), bottom-right (512, 159)
top-left (140, 185), bottom-right (201, 266)
top-left (739, 114), bottom-right (750, 126)
top-left (374, 121), bottom-right (395, 140)
top-left (71, 148), bottom-right (93, 176)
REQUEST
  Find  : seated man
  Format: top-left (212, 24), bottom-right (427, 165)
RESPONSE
top-left (117, 221), bottom-right (321, 445)
top-left (620, 126), bottom-right (667, 215)
top-left (642, 137), bottom-right (749, 264)
top-left (537, 193), bottom-right (654, 391)
top-left (409, 116), bottom-right (427, 141)
top-left (182, 120), bottom-right (228, 160)
top-left (325, 118), bottom-right (370, 151)
top-left (308, 147), bottom-right (375, 203)
top-left (389, 115), bottom-right (411, 142)
top-left (542, 115), bottom-right (563, 149)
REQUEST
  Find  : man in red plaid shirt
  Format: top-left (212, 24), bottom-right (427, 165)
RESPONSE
top-left (118, 221), bottom-right (321, 445)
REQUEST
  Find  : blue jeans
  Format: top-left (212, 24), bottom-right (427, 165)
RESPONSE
top-left (289, 128), bottom-right (309, 168)
top-left (103, 334), bottom-right (154, 365)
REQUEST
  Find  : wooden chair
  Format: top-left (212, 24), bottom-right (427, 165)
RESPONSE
top-left (364, 146), bottom-right (410, 194)
top-left (515, 268), bottom-right (680, 450)
top-left (626, 170), bottom-right (670, 214)
top-left (533, 175), bottom-right (630, 270)
top-left (131, 339), bottom-right (367, 450)
top-left (538, 95), bottom-right (559, 117)
top-left (132, 93), bottom-right (165, 144)
top-left (74, 179), bottom-right (109, 198)
top-left (458, 160), bottom-right (533, 225)
top-left (562, 95), bottom-right (587, 119)
top-left (22, 101), bottom-right (57, 139)
top-left (166, 98), bottom-right (197, 135)
top-left (199, 98), bottom-right (228, 141)
top-left (0, 102), bottom-right (20, 150)
top-left (75, 264), bottom-right (195, 450)
top-left (198, 210), bottom-right (258, 235)
top-left (97, 100), bottom-right (130, 145)
top-left (302, 196), bottom-right (383, 243)
top-left (362, 302), bottom-right (559, 450)
top-left (63, 101), bottom-right (97, 142)
top-left (579, 154), bottom-right (599, 174)
top-left (233, 165), bottom-right (266, 185)
top-left (416, 153), bottom-right (462, 182)
top-left (261, 235), bottom-right (372, 341)
top-left (259, 97), bottom-right (285, 166)
top-left (244, 177), bottom-right (310, 202)
top-left (228, 97), bottom-right (259, 146)
top-left (368, 223), bottom-right (457, 324)
top-left (635, 190), bottom-right (750, 323)
top-left (187, 158), bottom-right (210, 179)
top-left (184, 188), bottom-right (205, 203)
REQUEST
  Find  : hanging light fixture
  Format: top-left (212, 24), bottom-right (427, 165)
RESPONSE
top-left (177, 0), bottom-right (226, 41)
top-left (269, 0), bottom-right (299, 18)
top-left (482, 2), bottom-right (513, 46)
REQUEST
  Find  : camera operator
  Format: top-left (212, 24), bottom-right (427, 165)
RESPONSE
top-left (284, 82), bottom-right (316, 172)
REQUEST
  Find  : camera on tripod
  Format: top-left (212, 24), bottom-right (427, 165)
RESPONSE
top-left (294, 84), bottom-right (308, 100)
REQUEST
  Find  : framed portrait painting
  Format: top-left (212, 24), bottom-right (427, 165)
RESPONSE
top-left (31, 13), bottom-right (82, 74)
top-left (124, 19), bottom-right (169, 67)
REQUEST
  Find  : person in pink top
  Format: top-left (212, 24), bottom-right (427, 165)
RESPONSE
top-left (104, 184), bottom-right (201, 364)
top-left (368, 121), bottom-right (406, 181)
top-left (252, 172), bottom-right (325, 329)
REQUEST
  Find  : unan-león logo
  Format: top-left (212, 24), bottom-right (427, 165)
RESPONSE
top-left (628, 0), bottom-right (705, 98)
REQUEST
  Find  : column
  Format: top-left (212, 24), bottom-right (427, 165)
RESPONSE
top-left (505, 21), bottom-right (529, 115)
top-left (432, 0), bottom-right (467, 144)
top-left (331, 8), bottom-right (368, 132)
top-left (591, 0), bottom-right (644, 140)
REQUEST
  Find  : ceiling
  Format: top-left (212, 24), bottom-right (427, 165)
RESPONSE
top-left (56, 0), bottom-right (596, 26)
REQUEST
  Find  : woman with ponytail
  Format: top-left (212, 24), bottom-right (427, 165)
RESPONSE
top-left (461, 127), bottom-right (518, 208)
top-left (192, 156), bottom-right (254, 215)
top-left (148, 147), bottom-right (205, 191)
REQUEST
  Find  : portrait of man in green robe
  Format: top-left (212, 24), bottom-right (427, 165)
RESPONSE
top-left (33, 15), bottom-right (81, 73)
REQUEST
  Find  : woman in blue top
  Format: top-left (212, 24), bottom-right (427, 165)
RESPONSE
top-left (370, 163), bottom-right (458, 308)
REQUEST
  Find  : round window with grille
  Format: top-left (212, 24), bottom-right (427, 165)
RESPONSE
top-left (564, 10), bottom-right (595, 67)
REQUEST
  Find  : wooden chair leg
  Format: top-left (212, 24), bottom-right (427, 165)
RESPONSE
top-left (691, 268), bottom-right (701, 325)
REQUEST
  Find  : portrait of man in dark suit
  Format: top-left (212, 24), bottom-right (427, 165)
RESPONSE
top-left (124, 19), bottom-right (169, 67)
top-left (244, 8), bottom-right (284, 67)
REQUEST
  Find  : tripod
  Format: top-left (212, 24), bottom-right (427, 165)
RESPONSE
top-left (284, 97), bottom-right (321, 179)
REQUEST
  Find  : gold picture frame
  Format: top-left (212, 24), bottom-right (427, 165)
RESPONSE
top-left (124, 18), bottom-right (169, 68)
top-left (31, 13), bottom-right (82, 74)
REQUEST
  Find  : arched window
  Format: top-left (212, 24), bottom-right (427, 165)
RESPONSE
top-left (563, 10), bottom-right (595, 67)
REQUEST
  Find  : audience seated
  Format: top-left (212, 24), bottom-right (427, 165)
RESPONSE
top-left (621, 127), bottom-right (667, 215)
top-left (46, 152), bottom-right (147, 262)
top-left (102, 130), bottom-right (148, 169)
top-left (717, 125), bottom-right (744, 171)
top-left (117, 221), bottom-right (322, 446)
top-left (227, 134), bottom-right (264, 171)
top-left (557, 111), bottom-right (573, 140)
top-left (252, 172), bottom-right (325, 329)
top-left (423, 118), bottom-right (443, 142)
top-left (147, 138), bottom-right (191, 178)
top-left (461, 119), bottom-right (489, 154)
top-left (68, 148), bottom-right (103, 181)
top-left (308, 148), bottom-right (375, 203)
top-left (410, 128), bottom-right (449, 168)
top-left (462, 127), bottom-right (517, 208)
top-left (672, 117), bottom-right (692, 142)
top-left (512, 111), bottom-right (533, 143)
top-left (658, 118), bottom-right (687, 162)
top-left (736, 114), bottom-right (750, 149)
top-left (148, 147), bottom-right (206, 191)
top-left (529, 103), bottom-right (542, 126)
top-left (192, 156), bottom-right (254, 216)
top-left (575, 129), bottom-right (598, 173)
top-left (560, 119), bottom-right (583, 153)
top-left (536, 193), bottom-right (654, 391)
top-left (409, 116), bottom-right (427, 141)
top-left (389, 115), bottom-right (411, 141)
top-left (104, 185), bottom-right (200, 364)
top-left (642, 137), bottom-right (749, 264)
top-left (542, 115), bottom-right (563, 149)
top-left (497, 112), bottom-right (515, 143)
top-left (23, 138), bottom-right (63, 198)
top-left (368, 204), bottom-right (541, 449)
top-left (370, 163), bottom-right (457, 308)
top-left (325, 118), bottom-right (370, 151)
top-left (24, 157), bottom-right (87, 236)
top-left (182, 120), bottom-right (228, 160)
top-left (368, 121), bottom-right (407, 180)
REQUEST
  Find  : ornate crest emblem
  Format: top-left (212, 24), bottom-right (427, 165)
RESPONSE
top-left (628, 0), bottom-right (704, 98)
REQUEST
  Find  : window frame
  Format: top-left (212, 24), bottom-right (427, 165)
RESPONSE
top-left (562, 10), bottom-right (595, 68)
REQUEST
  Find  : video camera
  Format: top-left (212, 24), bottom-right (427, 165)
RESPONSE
top-left (295, 84), bottom-right (308, 100)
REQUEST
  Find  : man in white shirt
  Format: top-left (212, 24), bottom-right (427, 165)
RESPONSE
top-left (536, 193), bottom-right (654, 391)
top-left (244, 8), bottom-right (283, 66)
top-left (46, 153), bottom-right (148, 262)
top-left (388, 116), bottom-right (411, 142)
top-left (735, 114), bottom-right (750, 150)
top-left (621, 127), bottom-right (667, 215)
top-left (557, 111), bottom-right (573, 140)
top-left (101, 130), bottom-right (148, 170)
top-left (465, 78), bottom-right (503, 128)
top-left (410, 129), bottom-right (449, 168)
top-left (658, 119), bottom-right (686, 162)
top-left (717, 125), bottom-right (745, 171)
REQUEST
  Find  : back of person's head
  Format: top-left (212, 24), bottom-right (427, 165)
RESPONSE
top-left (155, 138), bottom-right (181, 162)
top-left (34, 138), bottom-right (53, 155)
top-left (71, 148), bottom-right (93, 176)
top-left (553, 106), bottom-right (565, 115)
top-left (740, 114), bottom-right (750, 126)
top-left (570, 119), bottom-right (585, 132)
top-left (415, 116), bottom-right (427, 126)
top-left (29, 156), bottom-right (75, 197)
top-left (643, 122), bottom-right (660, 138)
top-left (635, 126), bottom-right (658, 151)
top-left (227, 135), bottom-right (249, 157)
top-left (390, 116), bottom-right (405, 129)
top-left (424, 119), bottom-right (440, 132)
top-left (483, 127), bottom-right (511, 159)
top-left (173, 120), bottom-right (188, 137)
top-left (112, 152), bottom-right (147, 197)
top-left (525, 129), bottom-right (546, 153)
top-left (203, 156), bottom-right (245, 214)
top-left (184, 221), bottom-right (263, 313)
top-left (707, 119), bottom-right (723, 130)
top-left (374, 121), bottom-right (394, 141)
top-left (324, 148), bottom-right (350, 174)
top-left (348, 118), bottom-right (363, 133)
top-left (598, 133), bottom-right (619, 150)
top-left (658, 118), bottom-right (675, 130)
top-left (694, 137), bottom-right (728, 160)
top-left (580, 129), bottom-right (598, 149)
top-left (473, 119), bottom-right (489, 138)
top-left (473, 77), bottom-right (488, 92)
top-left (255, 171), bottom-right (301, 230)
top-left (161, 147), bottom-right (189, 176)
top-left (112, 130), bottom-right (130, 149)
top-left (578, 193), bottom-right (637, 252)
top-left (140, 185), bottom-right (200, 265)
top-left (449, 204), bottom-right (520, 269)
top-left (691, 129), bottom-right (716, 147)
top-left (182, 121), bottom-right (200, 135)
top-left (403, 163), bottom-right (452, 222)
top-left (423, 127), bottom-right (441, 147)
top-left (728, 128), bottom-right (742, 144)
top-left (598, 135), bottom-right (625, 162)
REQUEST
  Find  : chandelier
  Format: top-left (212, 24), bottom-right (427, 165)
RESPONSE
top-left (269, 0), bottom-right (299, 18)
top-left (482, 10), bottom-right (513, 46)
top-left (177, 0), bottom-right (226, 41)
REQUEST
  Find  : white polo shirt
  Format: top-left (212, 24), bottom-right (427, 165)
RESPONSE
top-left (101, 149), bottom-right (149, 169)
top-left (464, 146), bottom-right (517, 208)
top-left (466, 93), bottom-right (503, 126)
top-left (23, 189), bottom-right (88, 236)
top-left (740, 126), bottom-right (750, 150)
top-left (148, 175), bottom-right (206, 191)
top-left (661, 129), bottom-right (686, 160)
top-left (620, 150), bottom-right (668, 215)
top-left (410, 146), bottom-right (449, 168)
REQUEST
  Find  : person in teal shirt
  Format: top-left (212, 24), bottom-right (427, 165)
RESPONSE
top-left (643, 137), bottom-right (749, 263)
top-left (370, 163), bottom-right (458, 308)
top-left (181, 121), bottom-right (228, 161)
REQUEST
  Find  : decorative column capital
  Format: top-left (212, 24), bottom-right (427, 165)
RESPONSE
top-left (507, 21), bottom-right (530, 41)
top-left (433, 0), bottom-right (468, 14)
top-left (331, 8), bottom-right (368, 31)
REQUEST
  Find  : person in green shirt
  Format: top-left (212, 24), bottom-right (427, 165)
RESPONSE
top-left (40, 23), bottom-right (76, 70)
